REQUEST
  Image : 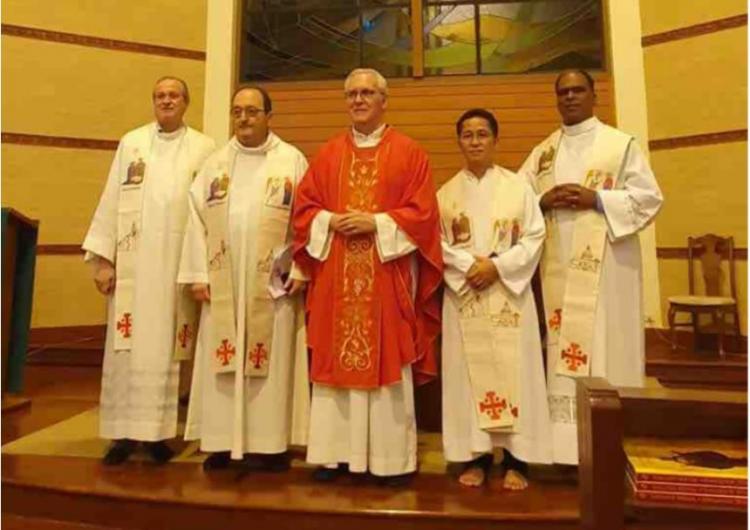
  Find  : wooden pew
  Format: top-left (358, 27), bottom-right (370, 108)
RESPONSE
top-left (576, 378), bottom-right (747, 530)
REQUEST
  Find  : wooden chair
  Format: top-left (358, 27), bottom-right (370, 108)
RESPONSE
top-left (667, 234), bottom-right (741, 356)
top-left (577, 378), bottom-right (747, 530)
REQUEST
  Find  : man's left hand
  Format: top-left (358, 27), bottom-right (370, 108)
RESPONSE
top-left (559, 184), bottom-right (597, 211)
top-left (337, 211), bottom-right (377, 236)
top-left (284, 277), bottom-right (307, 296)
top-left (466, 256), bottom-right (500, 291)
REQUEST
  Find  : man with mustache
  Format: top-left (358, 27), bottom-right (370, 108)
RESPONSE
top-left (178, 85), bottom-right (310, 471)
top-left (83, 77), bottom-right (215, 465)
top-left (519, 69), bottom-right (663, 465)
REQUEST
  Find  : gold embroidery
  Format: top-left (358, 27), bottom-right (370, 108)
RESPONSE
top-left (537, 145), bottom-right (555, 175)
top-left (490, 301), bottom-right (521, 328)
top-left (338, 153), bottom-right (379, 372)
top-left (348, 154), bottom-right (379, 213)
top-left (569, 244), bottom-right (601, 273)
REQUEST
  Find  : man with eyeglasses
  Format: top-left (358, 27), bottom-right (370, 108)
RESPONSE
top-left (178, 84), bottom-right (310, 472)
top-left (83, 77), bottom-right (215, 465)
top-left (518, 69), bottom-right (662, 466)
top-left (292, 68), bottom-right (443, 486)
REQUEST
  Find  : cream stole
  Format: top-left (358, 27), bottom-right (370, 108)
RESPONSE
top-left (531, 125), bottom-right (631, 377)
top-left (440, 169), bottom-right (526, 432)
top-left (196, 136), bottom-right (295, 377)
top-left (113, 126), bottom-right (190, 352)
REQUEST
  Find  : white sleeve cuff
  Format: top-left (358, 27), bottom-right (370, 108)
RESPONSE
top-left (177, 272), bottom-right (209, 285)
top-left (374, 213), bottom-right (417, 263)
top-left (289, 261), bottom-right (309, 281)
top-left (306, 210), bottom-right (334, 261)
top-left (492, 255), bottom-right (525, 297)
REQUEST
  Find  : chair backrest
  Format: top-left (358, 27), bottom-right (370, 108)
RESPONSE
top-left (687, 234), bottom-right (736, 299)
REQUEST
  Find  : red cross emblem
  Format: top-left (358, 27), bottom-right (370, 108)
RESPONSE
top-left (215, 339), bottom-right (235, 366)
top-left (478, 391), bottom-right (507, 420)
top-left (249, 342), bottom-right (268, 370)
top-left (116, 312), bottom-right (132, 338)
top-left (561, 342), bottom-right (588, 372)
top-left (177, 324), bottom-right (193, 348)
top-left (548, 308), bottom-right (562, 332)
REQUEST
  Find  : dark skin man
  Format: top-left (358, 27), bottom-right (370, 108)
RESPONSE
top-left (539, 70), bottom-right (600, 214)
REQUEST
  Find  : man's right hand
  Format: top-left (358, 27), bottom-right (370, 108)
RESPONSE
top-left (93, 259), bottom-right (116, 295)
top-left (539, 185), bottom-right (573, 213)
top-left (191, 283), bottom-right (211, 302)
top-left (330, 213), bottom-right (347, 233)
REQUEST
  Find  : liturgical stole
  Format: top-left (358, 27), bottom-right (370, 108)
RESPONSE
top-left (440, 170), bottom-right (526, 432)
top-left (187, 138), bottom-right (295, 377)
top-left (530, 125), bottom-right (631, 378)
top-left (114, 127), bottom-right (193, 354)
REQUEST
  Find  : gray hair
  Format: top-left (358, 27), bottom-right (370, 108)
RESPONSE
top-left (344, 68), bottom-right (388, 96)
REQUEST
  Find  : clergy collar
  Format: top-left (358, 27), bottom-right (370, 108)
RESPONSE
top-left (231, 131), bottom-right (279, 154)
top-left (351, 123), bottom-right (387, 147)
top-left (156, 124), bottom-right (186, 140)
top-left (562, 116), bottom-right (599, 137)
top-left (463, 164), bottom-right (495, 181)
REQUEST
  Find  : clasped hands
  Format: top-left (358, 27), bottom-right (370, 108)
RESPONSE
top-left (466, 255), bottom-right (499, 291)
top-left (540, 184), bottom-right (597, 213)
top-left (330, 209), bottom-right (377, 236)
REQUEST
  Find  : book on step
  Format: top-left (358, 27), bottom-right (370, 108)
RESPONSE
top-left (625, 437), bottom-right (747, 507)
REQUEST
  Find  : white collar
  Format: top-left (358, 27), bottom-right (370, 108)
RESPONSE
top-left (463, 164), bottom-right (496, 182)
top-left (562, 116), bottom-right (599, 137)
top-left (156, 124), bottom-right (186, 140)
top-left (230, 132), bottom-right (278, 154)
top-left (352, 123), bottom-right (387, 145)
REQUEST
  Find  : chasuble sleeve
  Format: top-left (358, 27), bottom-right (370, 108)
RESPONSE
top-left (374, 213), bottom-right (418, 262)
top-left (287, 151), bottom-right (311, 281)
top-left (82, 141), bottom-right (124, 264)
top-left (292, 147), bottom-right (337, 271)
top-left (598, 142), bottom-right (663, 242)
top-left (177, 174), bottom-right (209, 284)
top-left (492, 184), bottom-right (546, 296)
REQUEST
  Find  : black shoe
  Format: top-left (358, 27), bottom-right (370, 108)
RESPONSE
top-left (243, 452), bottom-right (290, 473)
top-left (103, 439), bottom-right (137, 466)
top-left (144, 441), bottom-right (175, 465)
top-left (377, 471), bottom-right (416, 488)
top-left (203, 451), bottom-right (231, 471)
top-left (312, 463), bottom-right (347, 482)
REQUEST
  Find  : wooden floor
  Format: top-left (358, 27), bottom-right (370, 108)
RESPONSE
top-left (645, 330), bottom-right (747, 390)
top-left (2, 365), bottom-right (580, 530)
top-left (4, 337), bottom-right (746, 530)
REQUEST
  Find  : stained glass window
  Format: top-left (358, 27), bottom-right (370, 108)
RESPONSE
top-left (241, 0), bottom-right (412, 81)
top-left (240, 0), bottom-right (604, 80)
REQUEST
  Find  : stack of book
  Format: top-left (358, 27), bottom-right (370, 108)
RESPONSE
top-left (625, 438), bottom-right (747, 508)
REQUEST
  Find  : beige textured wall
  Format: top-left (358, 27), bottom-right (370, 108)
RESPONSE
top-left (640, 0), bottom-right (748, 332)
top-left (2, 0), bottom-right (208, 327)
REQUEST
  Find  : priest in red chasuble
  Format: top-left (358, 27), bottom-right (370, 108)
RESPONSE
top-left (293, 68), bottom-right (443, 485)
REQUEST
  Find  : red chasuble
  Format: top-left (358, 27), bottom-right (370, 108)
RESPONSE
top-left (293, 127), bottom-right (443, 389)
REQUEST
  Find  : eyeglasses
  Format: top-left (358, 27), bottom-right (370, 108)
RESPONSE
top-left (344, 89), bottom-right (382, 101)
top-left (231, 106), bottom-right (265, 119)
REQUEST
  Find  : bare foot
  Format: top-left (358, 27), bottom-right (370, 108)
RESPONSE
top-left (503, 469), bottom-right (528, 491)
top-left (458, 465), bottom-right (486, 487)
